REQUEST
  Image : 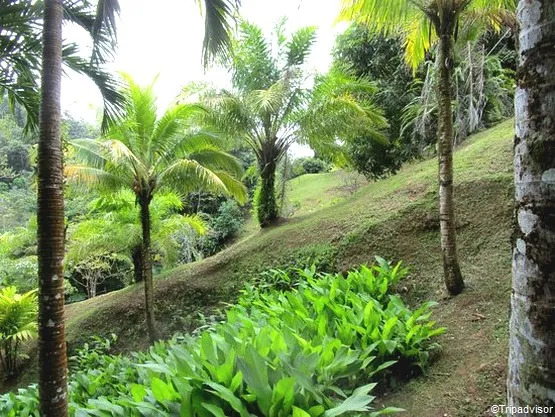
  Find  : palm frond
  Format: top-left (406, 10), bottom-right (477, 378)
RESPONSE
top-left (285, 26), bottom-right (317, 67)
top-left (64, 164), bottom-right (129, 190)
top-left (404, 14), bottom-right (434, 72)
top-left (247, 81), bottom-right (287, 116)
top-left (198, 0), bottom-right (240, 66)
top-left (188, 149), bottom-right (244, 178)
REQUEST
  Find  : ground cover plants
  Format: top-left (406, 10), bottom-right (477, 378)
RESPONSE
top-left (0, 259), bottom-right (443, 416)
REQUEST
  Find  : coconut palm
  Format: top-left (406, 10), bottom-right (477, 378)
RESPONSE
top-left (66, 189), bottom-right (206, 288)
top-left (338, 0), bottom-right (516, 295)
top-left (507, 0), bottom-right (555, 413)
top-left (36, 2), bottom-right (70, 415)
top-left (36, 1), bottom-right (240, 414)
top-left (67, 76), bottom-right (246, 343)
top-left (201, 21), bottom-right (387, 227)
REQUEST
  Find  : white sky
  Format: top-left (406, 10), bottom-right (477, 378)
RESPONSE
top-left (61, 0), bottom-right (345, 124)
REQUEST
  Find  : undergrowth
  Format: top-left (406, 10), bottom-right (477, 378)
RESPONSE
top-left (0, 260), bottom-right (443, 416)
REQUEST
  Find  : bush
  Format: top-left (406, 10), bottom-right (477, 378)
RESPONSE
top-left (291, 157), bottom-right (331, 178)
top-left (0, 260), bottom-right (443, 416)
top-left (199, 200), bottom-right (245, 256)
top-left (0, 287), bottom-right (37, 380)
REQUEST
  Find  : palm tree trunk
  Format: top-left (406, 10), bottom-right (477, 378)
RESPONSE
top-left (256, 159), bottom-right (278, 227)
top-left (132, 245), bottom-right (144, 283)
top-left (36, 1), bottom-right (68, 415)
top-left (139, 196), bottom-right (159, 343)
top-left (435, 33), bottom-right (464, 296)
top-left (507, 1), bottom-right (555, 413)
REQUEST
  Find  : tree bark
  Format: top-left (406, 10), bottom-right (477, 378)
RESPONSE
top-left (507, 1), bottom-right (555, 414)
top-left (37, 1), bottom-right (68, 415)
top-left (132, 245), bottom-right (144, 283)
top-left (435, 33), bottom-right (464, 296)
top-left (139, 196), bottom-right (159, 343)
top-left (256, 159), bottom-right (278, 227)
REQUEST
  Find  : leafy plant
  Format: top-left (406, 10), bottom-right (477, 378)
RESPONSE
top-left (199, 200), bottom-right (245, 256)
top-left (0, 286), bottom-right (37, 380)
top-left (1, 259), bottom-right (443, 416)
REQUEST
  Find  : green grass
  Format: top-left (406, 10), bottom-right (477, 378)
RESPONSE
top-left (285, 170), bottom-right (367, 215)
top-left (9, 120), bottom-right (516, 416)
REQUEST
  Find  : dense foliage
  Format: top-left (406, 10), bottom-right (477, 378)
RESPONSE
top-left (200, 21), bottom-right (386, 227)
top-left (0, 287), bottom-right (37, 379)
top-left (332, 21), bottom-right (515, 180)
top-left (290, 158), bottom-right (331, 179)
top-left (0, 261), bottom-right (443, 415)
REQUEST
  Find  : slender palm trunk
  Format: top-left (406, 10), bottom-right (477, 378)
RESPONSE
top-left (37, 1), bottom-right (68, 415)
top-left (139, 196), bottom-right (159, 343)
top-left (507, 1), bottom-right (555, 413)
top-left (435, 33), bottom-right (464, 296)
top-left (132, 245), bottom-right (143, 283)
top-left (256, 159), bottom-right (278, 227)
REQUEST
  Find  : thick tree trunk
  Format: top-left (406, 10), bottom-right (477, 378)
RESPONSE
top-left (37, 1), bottom-right (68, 415)
top-left (507, 1), bottom-right (555, 414)
top-left (256, 160), bottom-right (278, 227)
top-left (435, 33), bottom-right (464, 296)
top-left (139, 197), bottom-right (159, 343)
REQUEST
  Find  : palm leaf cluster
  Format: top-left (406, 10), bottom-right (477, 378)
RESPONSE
top-left (67, 75), bottom-right (247, 204)
top-left (338, 0), bottom-right (516, 71)
top-left (66, 189), bottom-right (206, 273)
top-left (0, 0), bottom-right (124, 132)
top-left (198, 21), bottom-right (387, 225)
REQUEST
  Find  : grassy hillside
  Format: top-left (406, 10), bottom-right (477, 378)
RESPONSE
top-left (21, 120), bottom-right (516, 416)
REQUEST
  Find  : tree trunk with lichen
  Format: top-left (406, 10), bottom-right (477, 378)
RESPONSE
top-left (507, 1), bottom-right (555, 414)
top-left (435, 32), bottom-right (464, 296)
top-left (37, 0), bottom-right (68, 415)
top-left (139, 195), bottom-right (159, 343)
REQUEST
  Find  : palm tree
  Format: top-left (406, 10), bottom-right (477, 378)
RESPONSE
top-left (36, 1), bottom-right (239, 413)
top-left (507, 0), bottom-right (555, 414)
top-left (338, 0), bottom-right (516, 295)
top-left (37, 1), bottom-right (69, 414)
top-left (201, 21), bottom-right (387, 227)
top-left (66, 190), bottom-right (206, 288)
top-left (67, 76), bottom-right (246, 343)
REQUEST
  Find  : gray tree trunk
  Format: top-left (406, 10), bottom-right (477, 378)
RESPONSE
top-left (507, 1), bottom-right (555, 415)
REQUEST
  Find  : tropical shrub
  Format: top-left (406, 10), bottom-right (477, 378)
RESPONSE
top-left (199, 200), bottom-right (245, 256)
top-left (0, 260), bottom-right (443, 416)
top-left (0, 286), bottom-right (37, 380)
top-left (290, 157), bottom-right (331, 178)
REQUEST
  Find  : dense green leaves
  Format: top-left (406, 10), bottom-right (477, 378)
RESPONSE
top-left (1, 260), bottom-right (443, 415)
top-left (0, 286), bottom-right (37, 379)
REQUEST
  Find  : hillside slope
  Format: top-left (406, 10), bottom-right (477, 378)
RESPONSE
top-left (32, 120), bottom-right (517, 415)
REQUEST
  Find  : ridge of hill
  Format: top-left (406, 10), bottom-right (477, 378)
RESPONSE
top-left (25, 120), bottom-right (517, 416)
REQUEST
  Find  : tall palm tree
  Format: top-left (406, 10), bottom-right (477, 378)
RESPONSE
top-left (37, 1), bottom-right (239, 413)
top-left (37, 2), bottom-right (68, 415)
top-left (338, 0), bottom-right (516, 295)
top-left (201, 21), bottom-right (387, 227)
top-left (67, 76), bottom-right (246, 343)
top-left (507, 0), bottom-right (555, 414)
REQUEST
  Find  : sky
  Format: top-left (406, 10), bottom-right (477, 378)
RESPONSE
top-left (61, 0), bottom-right (346, 125)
